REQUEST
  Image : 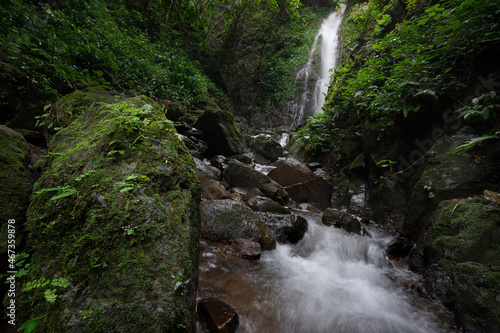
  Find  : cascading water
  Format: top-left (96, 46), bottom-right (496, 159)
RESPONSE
top-left (289, 6), bottom-right (344, 128)
top-left (199, 211), bottom-right (456, 332)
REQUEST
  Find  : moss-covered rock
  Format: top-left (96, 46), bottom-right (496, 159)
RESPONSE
top-left (422, 199), bottom-right (500, 332)
top-left (15, 88), bottom-right (201, 332)
top-left (249, 134), bottom-right (283, 162)
top-left (193, 108), bottom-right (247, 156)
top-left (200, 200), bottom-right (276, 250)
top-left (0, 125), bottom-right (34, 315)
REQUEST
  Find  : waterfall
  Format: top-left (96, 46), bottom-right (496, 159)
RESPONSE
top-left (289, 6), bottom-right (344, 128)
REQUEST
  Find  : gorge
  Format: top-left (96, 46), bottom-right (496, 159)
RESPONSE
top-left (1, 0), bottom-right (499, 332)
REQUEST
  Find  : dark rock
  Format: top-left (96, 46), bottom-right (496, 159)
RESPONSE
top-left (20, 90), bottom-right (201, 332)
top-left (200, 200), bottom-right (276, 250)
top-left (403, 130), bottom-right (496, 239)
top-left (258, 213), bottom-right (308, 244)
top-left (224, 159), bottom-right (289, 205)
top-left (198, 298), bottom-right (239, 333)
top-left (211, 155), bottom-right (227, 171)
top-left (285, 177), bottom-right (333, 212)
top-left (322, 208), bottom-right (361, 234)
top-left (268, 158), bottom-right (317, 187)
top-left (195, 157), bottom-right (221, 182)
top-left (387, 237), bottom-right (413, 260)
top-left (231, 153), bottom-right (253, 164)
top-left (228, 239), bottom-right (261, 260)
top-left (419, 199), bottom-right (500, 332)
top-left (179, 134), bottom-right (209, 158)
top-left (246, 196), bottom-right (291, 214)
top-left (202, 179), bottom-right (232, 201)
top-left (249, 134), bottom-right (283, 162)
top-left (193, 108), bottom-right (247, 156)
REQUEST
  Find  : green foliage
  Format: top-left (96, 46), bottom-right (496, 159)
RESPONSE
top-left (0, 0), bottom-right (210, 102)
top-left (300, 0), bottom-right (500, 154)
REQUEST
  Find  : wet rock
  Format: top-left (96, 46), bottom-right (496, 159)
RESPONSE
top-left (179, 133), bottom-right (209, 158)
top-left (322, 208), bottom-right (361, 235)
top-left (246, 196), bottom-right (291, 214)
top-left (198, 298), bottom-right (239, 333)
top-left (231, 153), bottom-right (253, 164)
top-left (193, 108), bottom-right (247, 156)
top-left (387, 237), bottom-right (413, 260)
top-left (268, 158), bottom-right (317, 187)
top-left (200, 200), bottom-right (276, 250)
top-left (21, 89), bottom-right (201, 332)
top-left (242, 188), bottom-right (265, 201)
top-left (224, 159), bottom-right (289, 205)
top-left (202, 179), bottom-right (232, 201)
top-left (211, 155), bottom-right (227, 171)
top-left (420, 199), bottom-right (500, 332)
top-left (258, 213), bottom-right (308, 244)
top-left (285, 177), bottom-right (333, 212)
top-left (249, 134), bottom-right (283, 162)
top-left (228, 239), bottom-right (261, 260)
top-left (195, 157), bottom-right (221, 182)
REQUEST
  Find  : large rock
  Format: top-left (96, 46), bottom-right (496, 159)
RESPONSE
top-left (197, 298), bottom-right (239, 333)
top-left (419, 199), bottom-right (500, 332)
top-left (249, 134), bottom-right (283, 162)
top-left (200, 200), bottom-right (276, 250)
top-left (0, 125), bottom-right (34, 316)
top-left (193, 108), bottom-right (247, 156)
top-left (202, 179), bottom-right (232, 201)
top-left (18, 88), bottom-right (201, 332)
top-left (322, 208), bottom-right (361, 235)
top-left (224, 159), bottom-right (289, 205)
top-left (258, 213), bottom-right (308, 244)
top-left (267, 158), bottom-right (317, 187)
top-left (285, 177), bottom-right (333, 211)
top-left (403, 130), bottom-right (495, 239)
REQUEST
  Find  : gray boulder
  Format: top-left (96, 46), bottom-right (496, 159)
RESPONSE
top-left (200, 200), bottom-right (276, 250)
top-left (249, 134), bottom-right (283, 162)
top-left (246, 196), bottom-right (291, 214)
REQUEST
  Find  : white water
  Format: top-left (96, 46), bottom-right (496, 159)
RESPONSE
top-left (289, 7), bottom-right (344, 127)
top-left (199, 212), bottom-right (455, 332)
top-left (312, 7), bottom-right (344, 115)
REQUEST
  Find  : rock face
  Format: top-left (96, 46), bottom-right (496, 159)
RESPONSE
top-left (0, 125), bottom-right (34, 315)
top-left (200, 200), bottom-right (276, 250)
top-left (193, 108), bottom-right (247, 156)
top-left (419, 199), bottom-right (500, 332)
top-left (249, 134), bottom-right (283, 162)
top-left (224, 159), bottom-right (289, 205)
top-left (19, 88), bottom-right (201, 332)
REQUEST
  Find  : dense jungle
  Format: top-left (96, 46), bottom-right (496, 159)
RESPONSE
top-left (1, 0), bottom-right (499, 332)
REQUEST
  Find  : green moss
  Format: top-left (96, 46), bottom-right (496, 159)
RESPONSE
top-left (17, 89), bottom-right (201, 332)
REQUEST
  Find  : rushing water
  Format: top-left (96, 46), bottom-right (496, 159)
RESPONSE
top-left (289, 7), bottom-right (344, 127)
top-left (198, 211), bottom-right (456, 333)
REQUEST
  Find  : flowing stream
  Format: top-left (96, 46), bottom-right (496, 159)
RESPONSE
top-left (199, 211), bottom-right (456, 332)
top-left (289, 7), bottom-right (344, 127)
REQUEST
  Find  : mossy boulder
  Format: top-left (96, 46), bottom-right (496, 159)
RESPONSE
top-left (422, 199), bottom-right (500, 332)
top-left (246, 196), bottom-right (291, 215)
top-left (193, 109), bottom-right (247, 156)
top-left (0, 125), bottom-right (34, 315)
top-left (16, 89), bottom-right (201, 332)
top-left (200, 200), bottom-right (276, 250)
top-left (249, 134), bottom-right (283, 162)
